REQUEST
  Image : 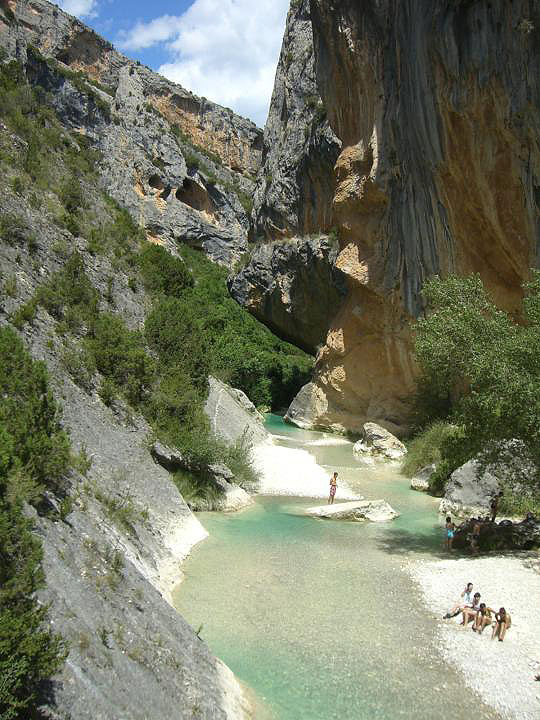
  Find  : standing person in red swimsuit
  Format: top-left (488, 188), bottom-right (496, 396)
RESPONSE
top-left (328, 472), bottom-right (338, 504)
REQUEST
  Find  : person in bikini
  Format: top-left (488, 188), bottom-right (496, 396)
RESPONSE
top-left (472, 603), bottom-right (495, 634)
top-left (445, 515), bottom-right (455, 551)
top-left (328, 472), bottom-right (338, 504)
top-left (492, 607), bottom-right (512, 641)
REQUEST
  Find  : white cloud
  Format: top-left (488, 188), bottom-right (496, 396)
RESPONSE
top-left (56, 0), bottom-right (99, 19)
top-left (116, 0), bottom-right (290, 127)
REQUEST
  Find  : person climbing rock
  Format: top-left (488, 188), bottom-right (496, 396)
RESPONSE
top-left (328, 472), bottom-right (338, 504)
top-left (470, 518), bottom-right (482, 555)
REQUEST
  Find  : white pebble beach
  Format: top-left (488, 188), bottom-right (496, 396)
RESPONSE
top-left (408, 554), bottom-right (540, 720)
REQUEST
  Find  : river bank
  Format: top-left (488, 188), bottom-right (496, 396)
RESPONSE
top-left (174, 415), bottom-right (504, 719)
top-left (408, 554), bottom-right (540, 720)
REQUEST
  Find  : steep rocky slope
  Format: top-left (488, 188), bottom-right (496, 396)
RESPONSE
top-left (238, 0), bottom-right (540, 435)
top-left (0, 1), bottom-right (273, 716)
top-left (1, 0), bottom-right (261, 264)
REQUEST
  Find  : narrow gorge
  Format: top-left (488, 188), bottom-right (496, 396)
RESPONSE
top-left (1, 1), bottom-right (539, 719)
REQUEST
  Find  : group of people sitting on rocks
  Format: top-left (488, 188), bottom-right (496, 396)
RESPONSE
top-left (444, 491), bottom-right (505, 554)
top-left (443, 582), bottom-right (512, 641)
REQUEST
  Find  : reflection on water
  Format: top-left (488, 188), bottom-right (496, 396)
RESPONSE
top-left (174, 416), bottom-right (498, 720)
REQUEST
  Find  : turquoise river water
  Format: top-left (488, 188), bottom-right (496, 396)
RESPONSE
top-left (174, 415), bottom-right (498, 720)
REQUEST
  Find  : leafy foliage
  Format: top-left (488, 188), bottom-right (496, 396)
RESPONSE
top-left (413, 273), bottom-right (540, 499)
top-left (401, 422), bottom-right (457, 479)
top-left (138, 244), bottom-right (193, 297)
top-left (86, 314), bottom-right (155, 405)
top-left (177, 246), bottom-right (312, 409)
top-left (0, 328), bottom-right (67, 719)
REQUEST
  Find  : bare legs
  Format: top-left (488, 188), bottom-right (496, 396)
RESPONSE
top-left (492, 621), bottom-right (509, 641)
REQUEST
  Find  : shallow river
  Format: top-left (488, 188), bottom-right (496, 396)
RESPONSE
top-left (174, 416), bottom-right (498, 720)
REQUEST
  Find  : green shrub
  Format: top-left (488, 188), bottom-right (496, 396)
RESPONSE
top-left (172, 469), bottom-right (223, 510)
top-left (0, 327), bottom-right (71, 493)
top-left (0, 328), bottom-right (68, 718)
top-left (138, 244), bottom-right (193, 297)
top-left (37, 251), bottom-right (99, 329)
top-left (223, 431), bottom-right (260, 489)
top-left (401, 422), bottom-right (457, 478)
top-left (412, 272), bottom-right (540, 495)
top-left (86, 313), bottom-right (155, 405)
top-left (3, 273), bottom-right (18, 298)
top-left (10, 297), bottom-right (38, 329)
top-left (0, 213), bottom-right (29, 245)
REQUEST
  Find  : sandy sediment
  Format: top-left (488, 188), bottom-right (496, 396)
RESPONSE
top-left (408, 554), bottom-right (540, 720)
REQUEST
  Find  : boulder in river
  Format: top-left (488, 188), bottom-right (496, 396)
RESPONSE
top-left (305, 499), bottom-right (399, 522)
top-left (353, 423), bottom-right (407, 461)
top-left (410, 464), bottom-right (436, 492)
top-left (452, 514), bottom-right (540, 551)
top-left (439, 459), bottom-right (499, 517)
top-left (204, 376), bottom-right (268, 446)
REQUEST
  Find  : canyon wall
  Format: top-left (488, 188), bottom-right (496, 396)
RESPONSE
top-left (230, 0), bottom-right (346, 356)
top-left (240, 0), bottom-right (540, 435)
top-left (1, 0), bottom-right (262, 265)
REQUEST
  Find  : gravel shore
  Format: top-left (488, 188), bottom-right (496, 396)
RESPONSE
top-left (408, 554), bottom-right (540, 720)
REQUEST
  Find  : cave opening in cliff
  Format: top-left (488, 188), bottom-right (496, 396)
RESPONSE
top-left (175, 177), bottom-right (214, 213)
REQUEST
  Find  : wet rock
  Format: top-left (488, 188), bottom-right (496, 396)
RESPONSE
top-left (305, 499), bottom-right (399, 522)
top-left (353, 423), bottom-right (407, 461)
top-left (452, 514), bottom-right (540, 551)
top-left (410, 465), bottom-right (436, 492)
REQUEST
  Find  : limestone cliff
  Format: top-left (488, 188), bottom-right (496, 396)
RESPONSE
top-left (230, 0), bottom-right (346, 355)
top-left (250, 0), bottom-right (540, 435)
top-left (251, 0), bottom-right (340, 240)
top-left (229, 235), bottom-right (347, 354)
top-left (1, 0), bottom-right (262, 264)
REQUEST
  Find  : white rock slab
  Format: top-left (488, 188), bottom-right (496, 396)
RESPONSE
top-left (305, 499), bottom-right (400, 522)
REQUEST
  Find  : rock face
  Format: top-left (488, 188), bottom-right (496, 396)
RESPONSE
top-left (204, 376), bottom-right (268, 447)
top-left (305, 499), bottom-right (399, 522)
top-left (229, 235), bottom-right (347, 353)
top-left (251, 0), bottom-right (341, 240)
top-left (352, 422), bottom-right (407, 460)
top-left (439, 444), bottom-right (537, 516)
top-left (9, 314), bottom-right (250, 720)
top-left (240, 0), bottom-right (540, 435)
top-left (230, 0), bottom-right (345, 353)
top-left (1, 0), bottom-right (262, 264)
top-left (410, 465), bottom-right (436, 492)
top-left (439, 459), bottom-right (500, 517)
top-left (452, 515), bottom-right (540, 551)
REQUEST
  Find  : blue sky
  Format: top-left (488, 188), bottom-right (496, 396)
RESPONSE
top-left (56, 1), bottom-right (290, 126)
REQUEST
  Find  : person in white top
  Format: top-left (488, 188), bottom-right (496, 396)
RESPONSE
top-left (443, 582), bottom-right (475, 619)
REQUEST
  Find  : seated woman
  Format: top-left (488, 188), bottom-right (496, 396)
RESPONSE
top-left (492, 607), bottom-right (512, 641)
top-left (472, 603), bottom-right (494, 633)
top-left (460, 592), bottom-right (481, 625)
